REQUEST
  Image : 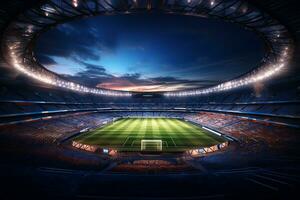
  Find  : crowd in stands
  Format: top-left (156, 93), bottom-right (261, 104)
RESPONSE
top-left (118, 111), bottom-right (183, 118)
top-left (1, 110), bottom-right (298, 152)
top-left (111, 160), bottom-right (193, 173)
top-left (185, 111), bottom-right (299, 149)
top-left (0, 80), bottom-right (299, 123)
top-left (0, 112), bottom-right (116, 144)
top-left (0, 79), bottom-right (299, 155)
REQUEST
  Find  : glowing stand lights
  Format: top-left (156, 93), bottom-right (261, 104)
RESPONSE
top-left (72, 0), bottom-right (78, 7)
top-left (7, 46), bottom-right (131, 97)
top-left (2, 0), bottom-right (293, 98)
top-left (164, 46), bottom-right (291, 97)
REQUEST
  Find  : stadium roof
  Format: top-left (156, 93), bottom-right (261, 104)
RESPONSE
top-left (0, 0), bottom-right (299, 96)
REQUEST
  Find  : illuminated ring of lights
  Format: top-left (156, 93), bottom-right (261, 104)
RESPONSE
top-left (1, 0), bottom-right (293, 97)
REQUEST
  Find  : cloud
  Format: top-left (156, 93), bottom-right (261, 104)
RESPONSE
top-left (37, 55), bottom-right (57, 66)
top-left (62, 61), bottom-right (113, 87)
top-left (96, 75), bottom-right (218, 92)
top-left (164, 56), bottom-right (250, 76)
top-left (35, 19), bottom-right (118, 61)
top-left (33, 14), bottom-right (262, 92)
top-left (76, 61), bottom-right (111, 78)
top-left (62, 63), bottom-right (218, 92)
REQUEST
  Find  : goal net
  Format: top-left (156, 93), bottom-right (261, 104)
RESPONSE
top-left (141, 139), bottom-right (162, 152)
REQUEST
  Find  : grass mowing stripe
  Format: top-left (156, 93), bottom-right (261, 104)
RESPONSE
top-left (163, 118), bottom-right (189, 147)
top-left (105, 118), bottom-right (132, 132)
top-left (134, 118), bottom-right (148, 148)
top-left (168, 119), bottom-right (192, 146)
top-left (90, 118), bottom-right (137, 146)
top-left (88, 119), bottom-right (130, 142)
top-left (175, 119), bottom-right (204, 135)
top-left (143, 118), bottom-right (148, 138)
top-left (157, 118), bottom-right (176, 148)
top-left (80, 120), bottom-right (130, 144)
top-left (74, 120), bottom-right (125, 142)
top-left (100, 119), bottom-right (125, 131)
top-left (122, 118), bottom-right (142, 148)
top-left (154, 118), bottom-right (164, 147)
top-left (175, 119), bottom-right (211, 138)
top-left (176, 119), bottom-right (226, 143)
top-left (177, 119), bottom-right (218, 146)
top-left (74, 118), bottom-right (227, 151)
top-left (103, 120), bottom-right (129, 147)
top-left (125, 118), bottom-right (147, 149)
top-left (150, 118), bottom-right (155, 139)
top-left (169, 119), bottom-right (202, 147)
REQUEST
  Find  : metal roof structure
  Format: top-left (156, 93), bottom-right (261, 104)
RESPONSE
top-left (0, 0), bottom-right (298, 96)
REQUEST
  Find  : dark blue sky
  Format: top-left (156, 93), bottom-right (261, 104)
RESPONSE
top-left (35, 13), bottom-right (264, 92)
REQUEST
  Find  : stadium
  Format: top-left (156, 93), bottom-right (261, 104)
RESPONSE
top-left (0, 0), bottom-right (299, 199)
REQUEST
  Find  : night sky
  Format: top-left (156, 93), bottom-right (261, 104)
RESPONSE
top-left (35, 13), bottom-right (264, 92)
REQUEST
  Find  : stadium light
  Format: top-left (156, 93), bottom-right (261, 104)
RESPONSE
top-left (164, 45), bottom-right (291, 97)
top-left (73, 0), bottom-right (78, 7)
top-left (3, 0), bottom-right (293, 98)
top-left (7, 46), bottom-right (131, 97)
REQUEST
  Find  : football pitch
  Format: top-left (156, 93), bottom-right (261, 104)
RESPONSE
top-left (74, 118), bottom-right (226, 152)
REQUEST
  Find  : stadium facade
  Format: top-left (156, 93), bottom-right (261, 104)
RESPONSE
top-left (0, 0), bottom-right (300, 199)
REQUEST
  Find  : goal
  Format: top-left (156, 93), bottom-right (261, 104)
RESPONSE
top-left (141, 139), bottom-right (163, 152)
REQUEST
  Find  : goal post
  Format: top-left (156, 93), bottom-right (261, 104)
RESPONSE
top-left (141, 139), bottom-right (163, 152)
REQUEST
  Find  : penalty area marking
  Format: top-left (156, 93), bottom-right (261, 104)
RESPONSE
top-left (131, 140), bottom-right (169, 148)
top-left (123, 136), bottom-right (175, 147)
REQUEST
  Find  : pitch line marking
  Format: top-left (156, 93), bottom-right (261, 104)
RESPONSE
top-left (253, 174), bottom-right (290, 185)
top-left (131, 140), bottom-right (136, 147)
top-left (122, 136), bottom-right (131, 147)
top-left (170, 136), bottom-right (177, 147)
top-left (245, 178), bottom-right (278, 191)
top-left (163, 141), bottom-right (168, 148)
top-left (131, 140), bottom-right (168, 147)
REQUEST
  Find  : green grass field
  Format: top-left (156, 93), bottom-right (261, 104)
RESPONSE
top-left (74, 118), bottom-right (226, 152)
